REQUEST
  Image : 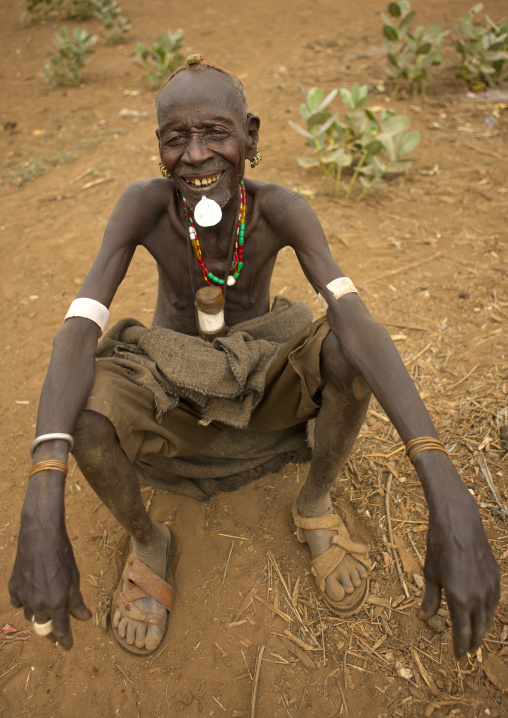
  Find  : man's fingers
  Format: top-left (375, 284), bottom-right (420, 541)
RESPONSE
top-left (468, 586), bottom-right (498, 655)
top-left (69, 585), bottom-right (92, 623)
top-left (450, 611), bottom-right (472, 659)
top-left (51, 610), bottom-right (73, 651)
top-left (418, 580), bottom-right (441, 621)
top-left (9, 594), bottom-right (22, 609)
top-left (469, 608), bottom-right (487, 655)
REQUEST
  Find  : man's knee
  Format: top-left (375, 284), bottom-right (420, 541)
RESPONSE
top-left (73, 410), bottom-right (117, 458)
top-left (320, 331), bottom-right (370, 403)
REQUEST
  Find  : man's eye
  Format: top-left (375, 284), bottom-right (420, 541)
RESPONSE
top-left (166, 135), bottom-right (184, 145)
top-left (210, 129), bottom-right (227, 137)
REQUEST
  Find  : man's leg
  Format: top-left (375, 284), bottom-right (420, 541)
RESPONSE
top-left (73, 409), bottom-right (170, 652)
top-left (296, 331), bottom-right (372, 605)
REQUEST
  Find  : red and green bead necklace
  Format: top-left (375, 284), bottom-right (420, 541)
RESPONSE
top-left (183, 181), bottom-right (246, 287)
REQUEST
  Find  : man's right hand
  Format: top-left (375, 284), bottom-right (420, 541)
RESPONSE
top-left (8, 472), bottom-right (92, 650)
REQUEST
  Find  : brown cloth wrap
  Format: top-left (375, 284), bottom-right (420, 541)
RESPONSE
top-left (85, 297), bottom-right (329, 500)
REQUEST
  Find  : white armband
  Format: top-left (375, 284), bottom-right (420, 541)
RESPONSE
top-left (317, 277), bottom-right (358, 311)
top-left (64, 298), bottom-right (110, 337)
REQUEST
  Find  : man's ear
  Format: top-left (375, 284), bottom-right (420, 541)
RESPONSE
top-left (245, 113), bottom-right (261, 162)
top-left (155, 128), bottom-right (161, 140)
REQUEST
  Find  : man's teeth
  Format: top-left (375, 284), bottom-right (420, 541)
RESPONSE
top-left (185, 174), bottom-right (221, 187)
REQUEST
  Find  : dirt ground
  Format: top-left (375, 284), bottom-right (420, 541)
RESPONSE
top-left (1, 0), bottom-right (507, 716)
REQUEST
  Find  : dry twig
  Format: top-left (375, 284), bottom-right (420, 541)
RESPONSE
top-left (249, 645), bottom-right (265, 718)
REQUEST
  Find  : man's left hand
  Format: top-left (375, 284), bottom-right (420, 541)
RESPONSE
top-left (416, 455), bottom-right (500, 658)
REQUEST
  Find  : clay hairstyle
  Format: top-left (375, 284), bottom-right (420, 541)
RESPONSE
top-left (155, 54), bottom-right (249, 120)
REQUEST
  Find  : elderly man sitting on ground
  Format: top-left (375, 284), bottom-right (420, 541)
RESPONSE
top-left (9, 56), bottom-right (500, 657)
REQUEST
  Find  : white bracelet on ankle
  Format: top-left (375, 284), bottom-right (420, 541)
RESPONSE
top-left (30, 433), bottom-right (74, 458)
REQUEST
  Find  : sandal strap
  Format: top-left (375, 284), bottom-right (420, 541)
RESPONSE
top-left (292, 502), bottom-right (343, 532)
top-left (123, 556), bottom-right (173, 612)
top-left (115, 592), bottom-right (166, 630)
top-left (121, 585), bottom-right (151, 603)
top-left (331, 533), bottom-right (370, 557)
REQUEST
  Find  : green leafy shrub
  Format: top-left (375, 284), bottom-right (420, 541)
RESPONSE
top-left (289, 84), bottom-right (420, 200)
top-left (92, 0), bottom-right (130, 44)
top-left (43, 26), bottom-right (97, 88)
top-left (19, 0), bottom-right (62, 25)
top-left (456, 3), bottom-right (508, 89)
top-left (63, 0), bottom-right (95, 19)
top-left (20, 0), bottom-right (99, 24)
top-left (382, 1), bottom-right (443, 95)
top-left (136, 29), bottom-right (184, 89)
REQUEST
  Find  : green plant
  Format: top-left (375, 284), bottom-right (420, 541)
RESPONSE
top-left (456, 3), bottom-right (508, 89)
top-left (136, 29), bottom-right (184, 89)
top-left (382, 1), bottom-right (443, 95)
top-left (19, 0), bottom-right (62, 25)
top-left (9, 152), bottom-right (76, 186)
top-left (63, 0), bottom-right (95, 19)
top-left (43, 26), bottom-right (97, 88)
top-left (92, 0), bottom-right (130, 44)
top-left (289, 84), bottom-right (420, 200)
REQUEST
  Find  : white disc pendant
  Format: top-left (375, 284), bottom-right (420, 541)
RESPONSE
top-left (194, 196), bottom-right (222, 227)
top-left (227, 275), bottom-right (236, 286)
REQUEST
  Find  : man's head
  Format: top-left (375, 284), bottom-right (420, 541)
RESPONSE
top-left (155, 57), bottom-right (260, 212)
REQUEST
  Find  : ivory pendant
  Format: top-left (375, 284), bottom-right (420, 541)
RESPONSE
top-left (194, 196), bottom-right (222, 227)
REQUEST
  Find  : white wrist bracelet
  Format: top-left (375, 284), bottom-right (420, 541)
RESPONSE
top-left (30, 433), bottom-right (74, 458)
top-left (317, 277), bottom-right (359, 311)
top-left (64, 298), bottom-right (110, 337)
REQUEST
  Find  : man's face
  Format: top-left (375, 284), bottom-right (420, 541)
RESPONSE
top-left (157, 70), bottom-right (253, 212)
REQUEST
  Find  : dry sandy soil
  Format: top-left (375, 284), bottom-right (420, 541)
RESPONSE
top-left (1, 0), bottom-right (507, 716)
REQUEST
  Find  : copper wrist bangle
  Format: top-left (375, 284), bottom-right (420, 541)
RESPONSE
top-left (28, 460), bottom-right (68, 479)
top-left (406, 437), bottom-right (447, 463)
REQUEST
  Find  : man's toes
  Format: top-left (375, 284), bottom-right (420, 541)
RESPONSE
top-left (113, 609), bottom-right (122, 629)
top-left (358, 564), bottom-right (369, 579)
top-left (145, 625), bottom-right (163, 652)
top-left (125, 622), bottom-right (137, 646)
top-left (135, 623), bottom-right (147, 649)
top-left (325, 576), bottom-right (346, 603)
top-left (337, 571), bottom-right (354, 594)
top-left (118, 616), bottom-right (128, 638)
top-left (351, 569), bottom-right (362, 588)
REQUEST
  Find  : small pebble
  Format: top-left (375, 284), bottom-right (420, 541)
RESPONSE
top-left (426, 614), bottom-right (446, 633)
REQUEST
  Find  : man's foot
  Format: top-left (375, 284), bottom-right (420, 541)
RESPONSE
top-left (294, 496), bottom-right (370, 615)
top-left (111, 522), bottom-right (173, 654)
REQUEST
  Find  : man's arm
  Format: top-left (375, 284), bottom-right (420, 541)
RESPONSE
top-left (9, 181), bottom-right (161, 649)
top-left (269, 189), bottom-right (500, 657)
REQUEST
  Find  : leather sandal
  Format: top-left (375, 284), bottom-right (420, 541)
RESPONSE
top-left (292, 502), bottom-right (371, 617)
top-left (111, 523), bottom-right (173, 655)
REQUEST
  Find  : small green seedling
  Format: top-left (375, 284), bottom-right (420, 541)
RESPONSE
top-left (9, 152), bottom-right (76, 186)
top-left (19, 0), bottom-right (62, 25)
top-left (136, 29), bottom-right (184, 89)
top-left (92, 0), bottom-right (130, 44)
top-left (382, 1), bottom-right (443, 95)
top-left (63, 0), bottom-right (96, 19)
top-left (456, 3), bottom-right (508, 89)
top-left (43, 26), bottom-right (97, 88)
top-left (290, 84), bottom-right (420, 200)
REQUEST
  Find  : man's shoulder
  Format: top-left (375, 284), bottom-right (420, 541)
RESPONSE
top-left (246, 179), bottom-right (311, 230)
top-left (121, 177), bottom-right (175, 210)
top-left (246, 179), bottom-right (307, 215)
top-left (246, 178), bottom-right (300, 200)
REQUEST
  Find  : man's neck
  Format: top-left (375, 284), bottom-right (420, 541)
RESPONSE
top-left (187, 188), bottom-right (241, 248)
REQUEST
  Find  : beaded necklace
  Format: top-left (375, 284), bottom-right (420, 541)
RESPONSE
top-left (183, 181), bottom-right (246, 287)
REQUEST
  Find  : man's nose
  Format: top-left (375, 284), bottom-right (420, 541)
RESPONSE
top-left (184, 135), bottom-right (213, 166)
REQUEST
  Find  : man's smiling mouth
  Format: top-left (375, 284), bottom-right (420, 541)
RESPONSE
top-left (183, 172), bottom-right (223, 187)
